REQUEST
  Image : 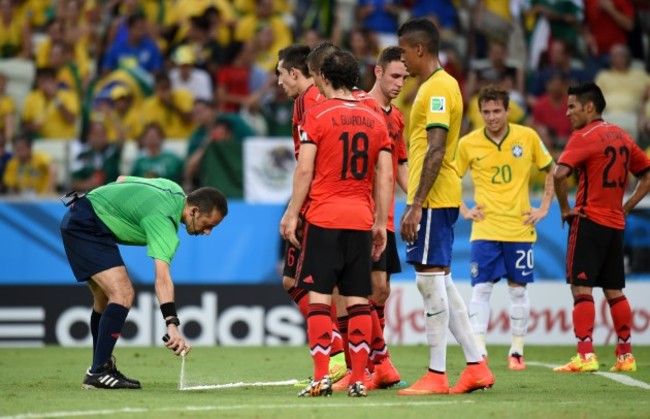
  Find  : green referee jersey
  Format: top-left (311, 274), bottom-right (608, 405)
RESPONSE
top-left (86, 176), bottom-right (186, 264)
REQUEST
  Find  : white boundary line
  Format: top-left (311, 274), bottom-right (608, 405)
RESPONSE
top-left (528, 361), bottom-right (650, 390)
top-left (181, 379), bottom-right (300, 390)
top-left (0, 400), bottom-right (475, 419)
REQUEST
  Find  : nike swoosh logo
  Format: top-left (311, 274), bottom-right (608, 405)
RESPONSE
top-left (469, 313), bottom-right (478, 318)
top-left (426, 310), bottom-right (445, 317)
top-left (476, 156), bottom-right (487, 161)
top-left (406, 247), bottom-right (417, 253)
top-left (522, 271), bottom-right (533, 276)
top-left (475, 378), bottom-right (486, 384)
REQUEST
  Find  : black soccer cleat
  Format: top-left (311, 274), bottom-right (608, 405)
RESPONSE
top-left (82, 359), bottom-right (141, 389)
top-left (110, 356), bottom-right (141, 386)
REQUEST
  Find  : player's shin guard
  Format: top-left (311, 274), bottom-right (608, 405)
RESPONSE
top-left (417, 272), bottom-right (449, 372)
top-left (508, 285), bottom-right (530, 355)
top-left (307, 303), bottom-right (333, 380)
top-left (446, 273), bottom-right (483, 363)
top-left (608, 295), bottom-right (632, 356)
top-left (573, 294), bottom-right (595, 356)
top-left (347, 304), bottom-right (372, 385)
top-left (469, 282), bottom-right (493, 358)
top-left (91, 303), bottom-right (129, 373)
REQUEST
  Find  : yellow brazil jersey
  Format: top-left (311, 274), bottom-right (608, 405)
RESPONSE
top-left (0, 95), bottom-right (15, 133)
top-left (22, 90), bottom-right (79, 139)
top-left (407, 68), bottom-right (463, 208)
top-left (456, 124), bottom-right (553, 242)
top-left (142, 89), bottom-right (195, 139)
top-left (2, 151), bottom-right (52, 195)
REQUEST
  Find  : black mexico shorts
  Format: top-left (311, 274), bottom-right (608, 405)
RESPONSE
top-left (566, 216), bottom-right (625, 289)
top-left (371, 230), bottom-right (402, 275)
top-left (60, 197), bottom-right (124, 282)
top-left (296, 223), bottom-right (373, 298)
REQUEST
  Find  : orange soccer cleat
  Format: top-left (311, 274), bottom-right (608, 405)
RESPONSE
top-left (553, 353), bottom-right (599, 373)
top-left (372, 358), bottom-right (401, 389)
top-left (397, 371), bottom-right (449, 395)
top-left (449, 361), bottom-right (495, 394)
top-left (508, 353), bottom-right (526, 371)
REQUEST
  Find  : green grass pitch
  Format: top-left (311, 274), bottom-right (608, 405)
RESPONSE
top-left (1, 345), bottom-right (649, 418)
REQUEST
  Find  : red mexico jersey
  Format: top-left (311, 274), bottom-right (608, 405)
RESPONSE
top-left (300, 98), bottom-right (391, 230)
top-left (558, 120), bottom-right (650, 229)
top-left (292, 84), bottom-right (324, 159)
top-left (383, 104), bottom-right (407, 232)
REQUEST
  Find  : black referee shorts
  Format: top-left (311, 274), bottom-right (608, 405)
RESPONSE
top-left (60, 197), bottom-right (124, 282)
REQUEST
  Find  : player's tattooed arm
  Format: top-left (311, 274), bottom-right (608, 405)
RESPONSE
top-left (412, 126), bottom-right (447, 206)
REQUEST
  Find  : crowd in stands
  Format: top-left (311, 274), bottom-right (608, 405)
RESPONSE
top-left (0, 0), bottom-right (649, 199)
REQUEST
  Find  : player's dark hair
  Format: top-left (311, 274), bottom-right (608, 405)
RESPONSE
top-left (306, 41), bottom-right (340, 74)
top-left (377, 46), bottom-right (403, 70)
top-left (567, 82), bottom-right (606, 114)
top-left (397, 18), bottom-right (439, 56)
top-left (187, 187), bottom-right (228, 217)
top-left (321, 50), bottom-right (360, 91)
top-left (278, 45), bottom-right (311, 76)
top-left (478, 85), bottom-right (510, 111)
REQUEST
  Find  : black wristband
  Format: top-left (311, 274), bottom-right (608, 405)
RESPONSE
top-left (165, 317), bottom-right (180, 327)
top-left (160, 302), bottom-right (177, 319)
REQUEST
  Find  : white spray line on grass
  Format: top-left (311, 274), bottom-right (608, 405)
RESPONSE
top-left (528, 361), bottom-right (650, 390)
top-left (0, 400), bottom-right (475, 419)
top-left (181, 379), bottom-right (300, 390)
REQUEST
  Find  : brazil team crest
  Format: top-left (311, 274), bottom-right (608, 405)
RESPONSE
top-left (470, 262), bottom-right (479, 278)
top-left (512, 144), bottom-right (523, 158)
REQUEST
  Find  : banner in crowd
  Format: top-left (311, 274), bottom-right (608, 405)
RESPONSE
top-left (243, 138), bottom-right (295, 203)
top-left (1, 283), bottom-right (648, 347)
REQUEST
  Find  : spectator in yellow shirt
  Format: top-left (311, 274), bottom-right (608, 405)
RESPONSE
top-left (36, 19), bottom-right (91, 85)
top-left (142, 74), bottom-right (195, 140)
top-left (2, 135), bottom-right (57, 196)
top-left (94, 84), bottom-right (143, 142)
top-left (0, 73), bottom-right (15, 141)
top-left (234, 0), bottom-right (292, 70)
top-left (0, 0), bottom-right (32, 58)
top-left (22, 68), bottom-right (80, 140)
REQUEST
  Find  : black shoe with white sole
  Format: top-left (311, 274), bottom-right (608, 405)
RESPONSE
top-left (82, 360), bottom-right (141, 389)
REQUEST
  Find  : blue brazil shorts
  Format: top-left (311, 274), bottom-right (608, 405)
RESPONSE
top-left (60, 197), bottom-right (124, 282)
top-left (405, 207), bottom-right (459, 267)
top-left (470, 240), bottom-right (535, 285)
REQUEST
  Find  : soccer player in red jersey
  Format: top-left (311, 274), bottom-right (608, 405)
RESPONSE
top-left (553, 82), bottom-right (650, 373)
top-left (280, 49), bottom-right (393, 397)
top-left (365, 46), bottom-right (409, 389)
top-left (276, 44), bottom-right (347, 383)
